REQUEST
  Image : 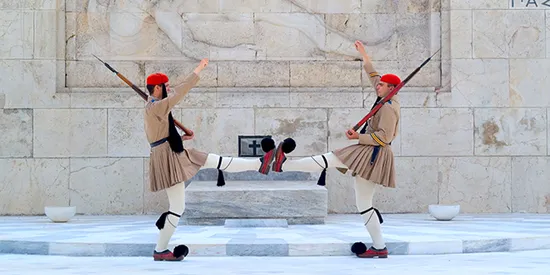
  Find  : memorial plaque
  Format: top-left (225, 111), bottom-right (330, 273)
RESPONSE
top-left (238, 135), bottom-right (272, 157)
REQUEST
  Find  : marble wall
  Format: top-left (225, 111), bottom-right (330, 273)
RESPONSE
top-left (1, 0), bottom-right (549, 215)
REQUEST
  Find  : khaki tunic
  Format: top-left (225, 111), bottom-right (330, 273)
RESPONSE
top-left (332, 59), bottom-right (401, 188)
top-left (144, 72), bottom-right (208, 192)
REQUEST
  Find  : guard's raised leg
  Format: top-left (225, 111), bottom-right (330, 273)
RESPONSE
top-left (273, 151), bottom-right (347, 185)
top-left (200, 137), bottom-right (294, 174)
top-left (199, 137), bottom-right (295, 186)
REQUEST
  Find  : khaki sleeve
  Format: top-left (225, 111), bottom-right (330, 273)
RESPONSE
top-left (151, 72), bottom-right (200, 117)
top-left (358, 104), bottom-right (398, 147)
top-left (363, 59), bottom-right (381, 88)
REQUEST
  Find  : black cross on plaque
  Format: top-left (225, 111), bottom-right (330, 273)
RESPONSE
top-left (248, 140), bottom-right (261, 156)
top-left (238, 135), bottom-right (272, 157)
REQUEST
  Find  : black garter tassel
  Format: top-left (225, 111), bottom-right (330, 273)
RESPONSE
top-left (316, 155), bottom-right (328, 186)
top-left (216, 156), bottom-right (225, 187)
top-left (155, 211), bottom-right (181, 230)
top-left (360, 207), bottom-right (384, 224)
top-left (217, 169), bottom-right (225, 187)
top-left (317, 169), bottom-right (326, 186)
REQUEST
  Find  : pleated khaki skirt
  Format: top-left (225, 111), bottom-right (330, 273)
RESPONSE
top-left (332, 144), bottom-right (396, 188)
top-left (148, 142), bottom-right (208, 192)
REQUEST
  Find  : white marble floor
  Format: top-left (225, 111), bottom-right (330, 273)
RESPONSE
top-left (2, 213), bottom-right (550, 257)
top-left (1, 249), bottom-right (549, 275)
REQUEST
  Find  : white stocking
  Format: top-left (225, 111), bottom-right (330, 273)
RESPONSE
top-left (155, 182), bottom-right (185, 252)
top-left (354, 176), bottom-right (385, 249)
top-left (280, 152), bottom-right (348, 172)
top-left (200, 153), bottom-right (262, 172)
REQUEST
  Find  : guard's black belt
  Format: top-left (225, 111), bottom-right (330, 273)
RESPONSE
top-left (150, 137), bottom-right (168, 148)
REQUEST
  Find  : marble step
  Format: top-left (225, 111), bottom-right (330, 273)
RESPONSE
top-left (183, 180), bottom-right (328, 225)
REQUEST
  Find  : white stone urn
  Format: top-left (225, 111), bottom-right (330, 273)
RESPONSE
top-left (44, 206), bottom-right (76, 223)
top-left (428, 204), bottom-right (460, 221)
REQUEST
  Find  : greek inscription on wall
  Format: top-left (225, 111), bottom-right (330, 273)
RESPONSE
top-left (510, 0), bottom-right (550, 8)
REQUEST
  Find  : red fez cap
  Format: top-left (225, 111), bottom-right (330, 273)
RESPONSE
top-left (380, 74), bottom-right (401, 86)
top-left (146, 72), bottom-right (169, 85)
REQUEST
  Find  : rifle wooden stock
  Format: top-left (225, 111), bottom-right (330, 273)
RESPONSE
top-left (117, 73), bottom-right (148, 101)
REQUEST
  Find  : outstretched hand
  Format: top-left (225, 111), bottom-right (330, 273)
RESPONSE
top-left (199, 58), bottom-right (208, 69)
top-left (194, 58), bottom-right (209, 75)
top-left (354, 40), bottom-right (367, 56)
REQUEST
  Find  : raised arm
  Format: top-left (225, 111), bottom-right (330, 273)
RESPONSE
top-left (355, 41), bottom-right (381, 88)
top-left (152, 58), bottom-right (209, 117)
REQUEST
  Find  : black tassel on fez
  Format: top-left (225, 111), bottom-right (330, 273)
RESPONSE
top-left (162, 85), bottom-right (184, 154)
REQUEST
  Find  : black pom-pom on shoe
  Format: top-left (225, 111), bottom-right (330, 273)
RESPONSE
top-left (261, 137), bottom-right (276, 152)
top-left (281, 138), bottom-right (296, 153)
top-left (173, 244), bottom-right (189, 258)
top-left (351, 242), bottom-right (367, 254)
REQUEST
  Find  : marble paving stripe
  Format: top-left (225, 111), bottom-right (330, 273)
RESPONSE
top-left (0, 237), bottom-right (547, 257)
top-left (463, 239), bottom-right (512, 253)
top-left (0, 240), bottom-right (49, 255)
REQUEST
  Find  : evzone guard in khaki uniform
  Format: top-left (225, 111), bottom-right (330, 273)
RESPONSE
top-left (144, 58), bottom-right (296, 261)
top-left (269, 41), bottom-right (401, 258)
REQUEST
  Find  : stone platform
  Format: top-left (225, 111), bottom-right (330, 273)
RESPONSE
top-left (183, 181), bottom-right (327, 225)
top-left (1, 213), bottom-right (550, 257)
